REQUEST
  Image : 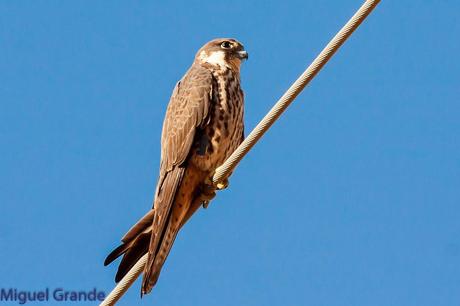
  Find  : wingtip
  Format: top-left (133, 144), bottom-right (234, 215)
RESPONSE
top-left (141, 286), bottom-right (152, 297)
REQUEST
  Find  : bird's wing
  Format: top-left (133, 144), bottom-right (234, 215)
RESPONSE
top-left (160, 64), bottom-right (213, 173)
top-left (133, 63), bottom-right (213, 240)
top-left (104, 64), bottom-right (214, 284)
top-left (142, 64), bottom-right (214, 292)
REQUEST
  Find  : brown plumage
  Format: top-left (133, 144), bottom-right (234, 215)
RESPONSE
top-left (104, 38), bottom-right (248, 295)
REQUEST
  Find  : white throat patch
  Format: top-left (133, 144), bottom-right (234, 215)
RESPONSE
top-left (199, 50), bottom-right (228, 67)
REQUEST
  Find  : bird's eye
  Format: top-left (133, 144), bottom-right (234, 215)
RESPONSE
top-left (221, 41), bottom-right (232, 49)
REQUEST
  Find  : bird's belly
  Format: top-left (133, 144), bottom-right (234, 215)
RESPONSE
top-left (190, 109), bottom-right (243, 173)
top-left (189, 70), bottom-right (244, 173)
top-left (190, 126), bottom-right (239, 172)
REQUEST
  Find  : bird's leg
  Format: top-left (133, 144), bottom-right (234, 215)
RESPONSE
top-left (201, 178), bottom-right (216, 209)
top-left (200, 175), bottom-right (230, 208)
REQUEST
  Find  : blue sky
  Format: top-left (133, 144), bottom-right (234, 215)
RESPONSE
top-left (1, 1), bottom-right (459, 305)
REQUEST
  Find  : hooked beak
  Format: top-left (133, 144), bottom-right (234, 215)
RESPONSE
top-left (237, 50), bottom-right (249, 60)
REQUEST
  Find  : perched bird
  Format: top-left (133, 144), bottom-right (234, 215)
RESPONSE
top-left (104, 38), bottom-right (248, 295)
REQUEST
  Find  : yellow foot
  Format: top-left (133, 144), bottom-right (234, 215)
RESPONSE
top-left (216, 178), bottom-right (229, 190)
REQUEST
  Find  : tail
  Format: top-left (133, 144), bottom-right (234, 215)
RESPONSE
top-left (105, 166), bottom-right (203, 295)
top-left (104, 209), bottom-right (155, 282)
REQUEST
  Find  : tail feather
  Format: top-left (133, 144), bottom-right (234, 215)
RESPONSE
top-left (104, 232), bottom-right (151, 283)
top-left (104, 209), bottom-right (155, 281)
top-left (104, 243), bottom-right (130, 266)
top-left (115, 233), bottom-right (150, 282)
top-left (122, 209), bottom-right (155, 243)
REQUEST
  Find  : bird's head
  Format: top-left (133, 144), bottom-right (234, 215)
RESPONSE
top-left (196, 38), bottom-right (248, 72)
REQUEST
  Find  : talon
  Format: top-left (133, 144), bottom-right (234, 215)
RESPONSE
top-left (202, 194), bottom-right (214, 208)
top-left (201, 183), bottom-right (216, 209)
top-left (216, 178), bottom-right (229, 190)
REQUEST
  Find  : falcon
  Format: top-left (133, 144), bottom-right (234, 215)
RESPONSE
top-left (104, 38), bottom-right (248, 295)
